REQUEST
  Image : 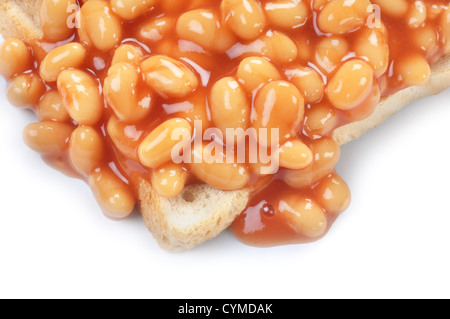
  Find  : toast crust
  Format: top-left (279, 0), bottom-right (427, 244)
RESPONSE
top-left (1, 0), bottom-right (450, 251)
top-left (333, 54), bottom-right (450, 145)
top-left (0, 1), bottom-right (42, 41)
top-left (139, 181), bottom-right (250, 251)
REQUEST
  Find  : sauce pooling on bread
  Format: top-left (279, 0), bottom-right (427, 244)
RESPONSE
top-left (0, 0), bottom-right (449, 246)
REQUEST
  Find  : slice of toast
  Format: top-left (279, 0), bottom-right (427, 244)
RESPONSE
top-left (1, 0), bottom-right (450, 251)
top-left (0, 1), bottom-right (42, 41)
top-left (139, 183), bottom-right (250, 251)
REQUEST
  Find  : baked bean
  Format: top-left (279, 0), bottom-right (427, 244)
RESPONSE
top-left (304, 103), bottom-right (338, 136)
top-left (104, 62), bottom-right (153, 123)
top-left (318, 0), bottom-right (372, 34)
top-left (283, 137), bottom-right (340, 188)
top-left (76, 9), bottom-right (91, 46)
top-left (189, 142), bottom-right (250, 190)
top-left (40, 0), bottom-right (77, 41)
top-left (107, 115), bottom-right (145, 161)
top-left (354, 26), bottom-right (389, 77)
top-left (138, 118), bottom-right (192, 168)
top-left (296, 34), bottom-right (314, 63)
top-left (37, 90), bottom-right (70, 122)
top-left (7, 73), bottom-right (45, 108)
top-left (221, 0), bottom-right (267, 40)
top-left (40, 43), bottom-right (87, 82)
top-left (111, 44), bottom-right (143, 65)
top-left (407, 1), bottom-right (427, 29)
top-left (89, 167), bottom-right (136, 219)
top-left (372, 0), bottom-right (409, 18)
top-left (250, 151), bottom-right (280, 176)
top-left (371, 0), bottom-right (408, 18)
top-left (443, 6), bottom-right (450, 54)
top-left (226, 31), bottom-right (297, 63)
top-left (427, 4), bottom-right (443, 20)
top-left (57, 69), bottom-right (103, 125)
top-left (313, 173), bottom-right (351, 214)
top-left (138, 16), bottom-right (175, 44)
top-left (285, 66), bottom-right (325, 103)
top-left (111, 0), bottom-right (156, 20)
top-left (210, 77), bottom-right (250, 136)
top-left (315, 36), bottom-right (349, 73)
top-left (43, 155), bottom-right (80, 179)
top-left (279, 140), bottom-right (313, 170)
top-left (312, 0), bottom-right (330, 11)
top-left (69, 126), bottom-right (104, 174)
top-left (141, 55), bottom-right (199, 98)
top-left (79, 0), bottom-right (123, 51)
top-left (343, 83), bottom-right (380, 122)
top-left (170, 93), bottom-right (212, 129)
top-left (264, 0), bottom-right (309, 30)
top-left (279, 195), bottom-right (327, 238)
top-left (176, 9), bottom-right (236, 52)
top-left (156, 38), bottom-right (217, 71)
top-left (253, 81), bottom-right (304, 145)
top-left (327, 59), bottom-right (375, 111)
top-left (23, 121), bottom-right (73, 154)
top-left (236, 57), bottom-right (281, 92)
top-left (260, 31), bottom-right (298, 63)
top-left (0, 38), bottom-right (31, 78)
top-left (413, 25), bottom-right (438, 54)
top-left (395, 54), bottom-right (430, 86)
top-left (151, 162), bottom-right (189, 198)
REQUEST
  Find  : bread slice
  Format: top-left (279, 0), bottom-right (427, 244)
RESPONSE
top-left (0, 1), bottom-right (42, 41)
top-left (1, 0), bottom-right (450, 251)
top-left (333, 54), bottom-right (450, 145)
top-left (139, 182), bottom-right (250, 251)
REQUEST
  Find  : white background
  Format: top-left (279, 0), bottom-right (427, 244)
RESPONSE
top-left (0, 71), bottom-right (449, 299)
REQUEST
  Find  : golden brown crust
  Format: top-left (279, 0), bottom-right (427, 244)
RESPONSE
top-left (0, 1), bottom-right (42, 41)
top-left (139, 181), bottom-right (250, 251)
top-left (1, 0), bottom-right (450, 251)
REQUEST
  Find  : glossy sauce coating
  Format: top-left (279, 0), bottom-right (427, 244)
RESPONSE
top-left (0, 0), bottom-right (448, 246)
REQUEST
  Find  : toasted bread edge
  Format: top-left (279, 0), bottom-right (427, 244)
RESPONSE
top-left (333, 54), bottom-right (450, 145)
